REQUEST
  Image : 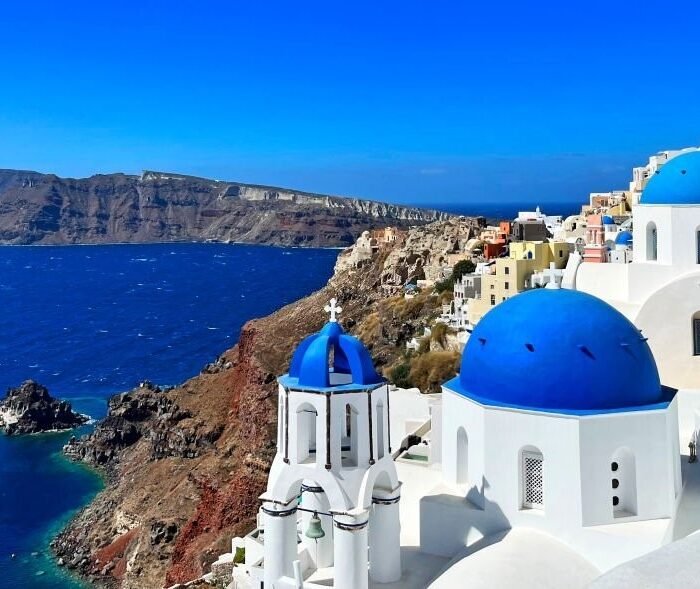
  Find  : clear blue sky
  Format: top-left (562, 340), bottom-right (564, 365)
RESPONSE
top-left (1, 1), bottom-right (699, 205)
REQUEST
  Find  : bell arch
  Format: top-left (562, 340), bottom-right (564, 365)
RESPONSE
top-left (295, 402), bottom-right (318, 464)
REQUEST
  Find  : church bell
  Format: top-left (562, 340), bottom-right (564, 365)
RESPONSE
top-left (305, 512), bottom-right (326, 540)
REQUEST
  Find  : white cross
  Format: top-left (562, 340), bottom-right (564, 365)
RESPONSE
top-left (324, 298), bottom-right (342, 322)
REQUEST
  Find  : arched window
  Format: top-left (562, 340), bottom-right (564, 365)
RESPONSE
top-left (376, 401), bottom-right (385, 459)
top-left (342, 404), bottom-right (358, 467)
top-left (520, 446), bottom-right (544, 510)
top-left (693, 311), bottom-right (700, 357)
top-left (296, 403), bottom-right (318, 464)
top-left (646, 222), bottom-right (657, 261)
top-left (611, 447), bottom-right (637, 517)
top-left (456, 427), bottom-right (468, 484)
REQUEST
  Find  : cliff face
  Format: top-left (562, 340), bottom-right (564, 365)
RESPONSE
top-left (0, 169), bottom-right (451, 247)
top-left (53, 219), bottom-right (467, 588)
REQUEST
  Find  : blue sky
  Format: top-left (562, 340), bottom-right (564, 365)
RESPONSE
top-left (1, 1), bottom-right (699, 205)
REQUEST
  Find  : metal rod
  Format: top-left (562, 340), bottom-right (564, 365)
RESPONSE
top-left (367, 389), bottom-right (375, 465)
top-left (325, 392), bottom-right (332, 470)
top-left (386, 384), bottom-right (392, 453)
top-left (284, 387), bottom-right (290, 464)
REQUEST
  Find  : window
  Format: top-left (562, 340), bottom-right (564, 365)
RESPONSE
top-left (456, 427), bottom-right (468, 484)
top-left (697, 230), bottom-right (700, 264)
top-left (505, 282), bottom-right (510, 290)
top-left (647, 222), bottom-right (657, 261)
top-left (611, 448), bottom-right (637, 517)
top-left (521, 449), bottom-right (544, 509)
top-left (694, 314), bottom-right (700, 356)
top-left (559, 250), bottom-right (563, 258)
top-left (505, 267), bottom-right (510, 275)
top-left (490, 294), bottom-right (496, 306)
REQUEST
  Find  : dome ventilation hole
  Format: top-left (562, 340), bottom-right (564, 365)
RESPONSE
top-left (525, 343), bottom-right (535, 352)
top-left (578, 344), bottom-right (595, 359)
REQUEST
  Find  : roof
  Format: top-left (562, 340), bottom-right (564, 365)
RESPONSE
top-left (615, 230), bottom-right (633, 246)
top-left (602, 215), bottom-right (615, 225)
top-left (641, 150), bottom-right (700, 205)
top-left (280, 321), bottom-right (383, 392)
top-left (446, 289), bottom-right (670, 415)
top-left (428, 529), bottom-right (599, 589)
top-left (589, 532), bottom-right (700, 589)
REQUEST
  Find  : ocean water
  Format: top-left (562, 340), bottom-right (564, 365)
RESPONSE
top-left (0, 243), bottom-right (338, 589)
top-left (425, 200), bottom-right (583, 221)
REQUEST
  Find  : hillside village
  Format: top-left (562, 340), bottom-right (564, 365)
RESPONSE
top-left (215, 146), bottom-right (700, 589)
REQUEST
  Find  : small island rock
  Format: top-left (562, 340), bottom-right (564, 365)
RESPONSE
top-left (0, 380), bottom-right (88, 435)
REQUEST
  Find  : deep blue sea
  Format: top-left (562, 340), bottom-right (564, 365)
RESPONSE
top-left (0, 243), bottom-right (338, 589)
top-left (424, 200), bottom-right (582, 220)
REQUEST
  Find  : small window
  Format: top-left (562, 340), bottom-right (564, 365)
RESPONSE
top-left (694, 316), bottom-right (700, 356)
top-left (522, 450), bottom-right (544, 509)
top-left (490, 294), bottom-right (496, 306)
top-left (505, 267), bottom-right (510, 275)
top-left (505, 282), bottom-right (510, 290)
top-left (559, 250), bottom-right (563, 258)
top-left (697, 230), bottom-right (700, 264)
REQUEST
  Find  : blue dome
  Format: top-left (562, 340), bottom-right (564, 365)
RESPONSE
top-left (284, 321), bottom-right (382, 390)
top-left (451, 289), bottom-right (665, 413)
top-left (615, 230), bottom-right (633, 246)
top-left (602, 215), bottom-right (615, 225)
top-left (642, 151), bottom-right (700, 205)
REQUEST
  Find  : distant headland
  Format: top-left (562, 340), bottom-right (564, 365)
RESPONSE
top-left (0, 169), bottom-right (452, 248)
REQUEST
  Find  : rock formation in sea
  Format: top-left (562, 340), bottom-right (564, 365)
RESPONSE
top-left (0, 380), bottom-right (88, 435)
top-left (53, 217), bottom-right (480, 587)
top-left (0, 169), bottom-right (452, 247)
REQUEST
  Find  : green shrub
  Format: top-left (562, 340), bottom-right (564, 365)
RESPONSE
top-left (409, 351), bottom-right (460, 394)
top-left (389, 362), bottom-right (412, 389)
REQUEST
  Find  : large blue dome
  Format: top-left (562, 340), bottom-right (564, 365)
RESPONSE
top-left (642, 151), bottom-right (700, 205)
top-left (450, 289), bottom-right (666, 414)
top-left (282, 321), bottom-right (382, 391)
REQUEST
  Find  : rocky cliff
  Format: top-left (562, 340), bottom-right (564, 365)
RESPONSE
top-left (0, 380), bottom-right (87, 435)
top-left (0, 169), bottom-right (451, 247)
top-left (52, 219), bottom-right (472, 588)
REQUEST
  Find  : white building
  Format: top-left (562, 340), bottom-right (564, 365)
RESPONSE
top-left (572, 150), bottom-right (700, 390)
top-left (629, 147), bottom-right (700, 203)
top-left (423, 288), bottom-right (681, 580)
top-left (258, 299), bottom-right (401, 589)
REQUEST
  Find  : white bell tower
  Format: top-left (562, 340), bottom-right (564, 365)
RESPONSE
top-left (260, 299), bottom-right (402, 589)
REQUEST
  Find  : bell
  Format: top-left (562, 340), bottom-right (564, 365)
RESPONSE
top-left (305, 512), bottom-right (326, 540)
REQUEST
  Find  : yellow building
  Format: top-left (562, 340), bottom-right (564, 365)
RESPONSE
top-left (468, 241), bottom-right (570, 325)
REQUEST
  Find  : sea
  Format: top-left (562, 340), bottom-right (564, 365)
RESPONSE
top-left (425, 200), bottom-right (582, 220)
top-left (0, 243), bottom-right (339, 589)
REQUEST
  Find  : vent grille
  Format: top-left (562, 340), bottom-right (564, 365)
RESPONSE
top-left (523, 452), bottom-right (544, 508)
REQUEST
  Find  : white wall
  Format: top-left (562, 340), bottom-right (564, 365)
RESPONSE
top-left (424, 388), bottom-right (679, 571)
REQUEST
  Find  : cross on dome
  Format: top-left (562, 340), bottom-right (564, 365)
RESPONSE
top-left (324, 298), bottom-right (342, 322)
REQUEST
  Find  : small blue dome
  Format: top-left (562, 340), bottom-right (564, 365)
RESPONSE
top-left (615, 231), bottom-right (633, 246)
top-left (642, 151), bottom-right (700, 205)
top-left (285, 321), bottom-right (382, 390)
top-left (451, 289), bottom-right (664, 413)
top-left (602, 215), bottom-right (615, 225)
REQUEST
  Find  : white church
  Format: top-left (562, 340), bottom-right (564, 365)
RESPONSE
top-left (230, 150), bottom-right (700, 589)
